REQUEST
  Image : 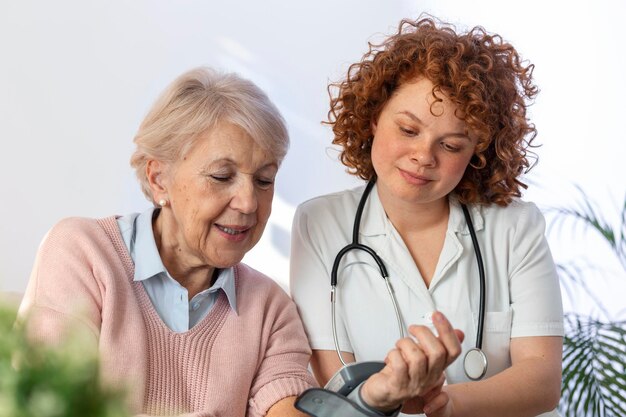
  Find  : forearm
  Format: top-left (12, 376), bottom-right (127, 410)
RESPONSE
top-left (134, 396), bottom-right (307, 417)
top-left (134, 412), bottom-right (227, 417)
top-left (266, 396), bottom-right (309, 417)
top-left (444, 356), bottom-right (561, 417)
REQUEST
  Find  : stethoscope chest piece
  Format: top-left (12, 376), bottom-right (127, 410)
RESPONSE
top-left (463, 347), bottom-right (488, 380)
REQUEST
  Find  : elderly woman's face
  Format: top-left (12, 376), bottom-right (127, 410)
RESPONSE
top-left (159, 122), bottom-right (277, 269)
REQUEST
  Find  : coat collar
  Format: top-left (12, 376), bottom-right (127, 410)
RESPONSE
top-left (355, 186), bottom-right (485, 297)
top-left (449, 195), bottom-right (485, 235)
top-left (358, 183), bottom-right (387, 237)
top-left (358, 184), bottom-right (485, 238)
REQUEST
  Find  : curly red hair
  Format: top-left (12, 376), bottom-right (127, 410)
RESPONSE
top-left (327, 16), bottom-right (538, 206)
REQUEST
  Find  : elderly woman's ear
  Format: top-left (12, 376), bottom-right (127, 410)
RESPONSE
top-left (146, 159), bottom-right (169, 206)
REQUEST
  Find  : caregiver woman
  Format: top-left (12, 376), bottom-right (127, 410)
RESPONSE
top-left (290, 17), bottom-right (563, 417)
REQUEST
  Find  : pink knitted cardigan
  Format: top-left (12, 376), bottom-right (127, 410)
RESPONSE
top-left (19, 216), bottom-right (317, 416)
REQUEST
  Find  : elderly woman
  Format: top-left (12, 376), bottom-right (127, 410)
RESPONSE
top-left (18, 67), bottom-right (316, 417)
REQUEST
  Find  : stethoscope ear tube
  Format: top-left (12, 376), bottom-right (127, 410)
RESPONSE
top-left (330, 179), bottom-right (489, 381)
top-left (329, 178), bottom-right (398, 367)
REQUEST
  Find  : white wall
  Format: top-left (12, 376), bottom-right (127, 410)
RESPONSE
top-left (1, 0), bottom-right (624, 317)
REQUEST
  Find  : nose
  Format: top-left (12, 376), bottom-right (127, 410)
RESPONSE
top-left (410, 142), bottom-right (436, 167)
top-left (230, 178), bottom-right (258, 214)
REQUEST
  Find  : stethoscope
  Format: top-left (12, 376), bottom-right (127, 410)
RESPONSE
top-left (330, 177), bottom-right (488, 381)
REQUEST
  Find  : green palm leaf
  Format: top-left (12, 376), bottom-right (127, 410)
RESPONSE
top-left (546, 186), bottom-right (626, 416)
top-left (560, 314), bottom-right (626, 417)
top-left (546, 186), bottom-right (626, 271)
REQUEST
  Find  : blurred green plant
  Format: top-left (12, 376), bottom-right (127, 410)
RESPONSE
top-left (545, 186), bottom-right (626, 417)
top-left (0, 304), bottom-right (129, 417)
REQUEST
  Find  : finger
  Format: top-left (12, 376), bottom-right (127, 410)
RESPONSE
top-left (383, 348), bottom-right (410, 387)
top-left (408, 325), bottom-right (448, 378)
top-left (363, 349), bottom-right (411, 411)
top-left (422, 390), bottom-right (449, 415)
top-left (400, 396), bottom-right (425, 414)
top-left (455, 329), bottom-right (465, 344)
top-left (395, 337), bottom-right (428, 383)
top-left (421, 374), bottom-right (445, 400)
top-left (431, 311), bottom-right (463, 366)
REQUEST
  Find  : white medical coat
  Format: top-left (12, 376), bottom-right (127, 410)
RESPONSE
top-left (290, 184), bottom-right (564, 417)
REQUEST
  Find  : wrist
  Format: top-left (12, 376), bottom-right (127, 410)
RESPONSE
top-left (358, 381), bottom-right (402, 415)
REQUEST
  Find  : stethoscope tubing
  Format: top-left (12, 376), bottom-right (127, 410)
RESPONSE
top-left (329, 178), bottom-right (488, 378)
top-left (330, 180), bottom-right (402, 365)
top-left (461, 204), bottom-right (486, 350)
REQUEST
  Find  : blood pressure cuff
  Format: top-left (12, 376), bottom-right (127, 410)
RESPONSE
top-left (295, 388), bottom-right (398, 417)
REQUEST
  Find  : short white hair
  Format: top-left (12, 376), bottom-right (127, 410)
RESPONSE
top-left (130, 67), bottom-right (289, 201)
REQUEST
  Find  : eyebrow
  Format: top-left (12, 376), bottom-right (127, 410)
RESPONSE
top-left (397, 110), bottom-right (471, 141)
top-left (208, 158), bottom-right (278, 171)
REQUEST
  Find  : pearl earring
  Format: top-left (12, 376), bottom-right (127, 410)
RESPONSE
top-left (158, 198), bottom-right (168, 207)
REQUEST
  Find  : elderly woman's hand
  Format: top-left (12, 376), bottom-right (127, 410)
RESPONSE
top-left (359, 311), bottom-right (463, 413)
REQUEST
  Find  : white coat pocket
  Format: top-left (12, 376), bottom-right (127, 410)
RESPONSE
top-left (480, 309), bottom-right (513, 378)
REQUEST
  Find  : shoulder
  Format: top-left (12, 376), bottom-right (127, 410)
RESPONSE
top-left (48, 215), bottom-right (122, 235)
top-left (43, 217), bottom-right (107, 247)
top-left (49, 216), bottom-right (100, 234)
top-left (474, 199), bottom-right (549, 252)
top-left (293, 186), bottom-right (365, 233)
top-left (296, 186), bottom-right (364, 218)
top-left (53, 215), bottom-right (121, 241)
top-left (234, 263), bottom-right (301, 320)
top-left (234, 263), bottom-right (290, 300)
top-left (37, 216), bottom-right (124, 263)
top-left (479, 199), bottom-right (545, 229)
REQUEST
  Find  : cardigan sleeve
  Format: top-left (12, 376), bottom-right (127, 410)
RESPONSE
top-left (17, 217), bottom-right (106, 349)
top-left (247, 281), bottom-right (318, 417)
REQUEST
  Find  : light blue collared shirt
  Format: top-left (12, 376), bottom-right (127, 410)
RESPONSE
top-left (116, 207), bottom-right (237, 333)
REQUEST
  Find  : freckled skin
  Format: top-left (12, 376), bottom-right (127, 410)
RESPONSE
top-left (371, 77), bottom-right (477, 214)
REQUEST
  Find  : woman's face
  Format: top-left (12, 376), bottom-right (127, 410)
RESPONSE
top-left (155, 122), bottom-right (277, 270)
top-left (371, 77), bottom-right (477, 208)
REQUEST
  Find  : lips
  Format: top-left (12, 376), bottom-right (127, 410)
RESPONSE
top-left (216, 225), bottom-right (248, 235)
top-left (399, 168), bottom-right (433, 185)
top-left (215, 224), bottom-right (253, 242)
